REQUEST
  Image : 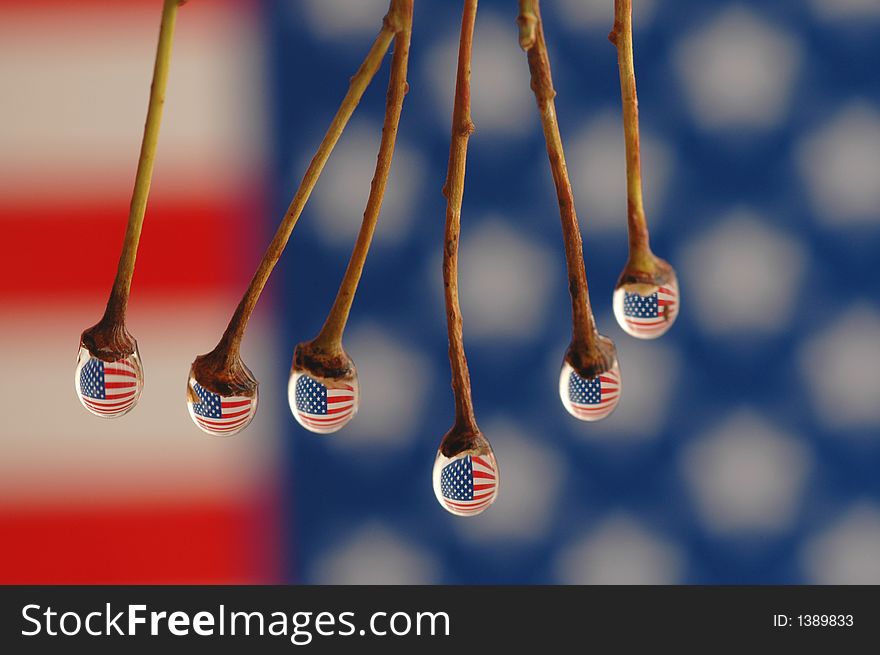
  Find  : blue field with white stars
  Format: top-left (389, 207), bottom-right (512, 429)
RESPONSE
top-left (269, 0), bottom-right (880, 584)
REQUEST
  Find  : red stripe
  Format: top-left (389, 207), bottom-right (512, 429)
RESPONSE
top-left (324, 405), bottom-right (354, 416)
top-left (221, 399), bottom-right (254, 409)
top-left (84, 392), bottom-right (136, 405)
top-left (445, 504), bottom-right (491, 514)
top-left (573, 412), bottom-right (613, 419)
top-left (195, 415), bottom-right (250, 429)
top-left (0, 195), bottom-right (262, 300)
top-left (81, 394), bottom-right (135, 407)
top-left (103, 367), bottom-right (138, 378)
top-left (82, 396), bottom-right (135, 410)
top-left (299, 422), bottom-right (347, 431)
top-left (301, 416), bottom-right (348, 428)
top-left (195, 414), bottom-right (249, 427)
top-left (473, 484), bottom-right (495, 491)
top-left (626, 323), bottom-right (668, 332)
top-left (446, 496), bottom-right (492, 509)
top-left (216, 407), bottom-right (253, 420)
top-left (445, 497), bottom-right (494, 510)
top-left (104, 381), bottom-right (137, 390)
top-left (0, 493), bottom-right (280, 584)
top-left (573, 398), bottom-right (618, 407)
top-left (626, 317), bottom-right (667, 325)
top-left (196, 423), bottom-right (248, 434)
top-left (327, 396), bottom-right (354, 404)
top-left (194, 412), bottom-right (251, 425)
top-left (299, 412), bottom-right (351, 423)
top-left (300, 412), bottom-right (352, 424)
top-left (300, 409), bottom-right (354, 420)
top-left (471, 455), bottom-right (491, 468)
top-left (104, 391), bottom-right (138, 400)
top-left (472, 470), bottom-right (496, 480)
top-left (0, 0), bottom-right (253, 6)
top-left (0, 0), bottom-right (256, 13)
top-left (599, 375), bottom-right (618, 384)
top-left (627, 325), bottom-right (669, 334)
top-left (82, 403), bottom-right (134, 415)
top-left (195, 421), bottom-right (248, 434)
top-left (299, 423), bottom-right (347, 431)
top-left (573, 408), bottom-right (614, 416)
top-left (573, 400), bottom-right (617, 411)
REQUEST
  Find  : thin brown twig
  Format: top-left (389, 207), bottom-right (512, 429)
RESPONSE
top-left (442, 0), bottom-right (480, 436)
top-left (81, 0), bottom-right (182, 360)
top-left (309, 0), bottom-right (414, 358)
top-left (192, 2), bottom-right (408, 392)
top-left (518, 0), bottom-right (606, 364)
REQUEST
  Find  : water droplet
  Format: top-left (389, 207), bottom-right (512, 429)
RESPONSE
top-left (186, 371), bottom-right (257, 437)
top-left (559, 359), bottom-right (621, 421)
top-left (613, 277), bottom-right (680, 339)
top-left (433, 446), bottom-right (500, 517)
top-left (75, 345), bottom-right (144, 418)
top-left (288, 367), bottom-right (359, 434)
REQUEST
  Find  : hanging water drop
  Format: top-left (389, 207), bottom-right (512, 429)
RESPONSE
top-left (74, 345), bottom-right (144, 418)
top-left (433, 437), bottom-right (499, 517)
top-left (613, 275), bottom-right (679, 339)
top-left (289, 367), bottom-right (359, 435)
top-left (186, 367), bottom-right (258, 437)
top-left (559, 358), bottom-right (621, 421)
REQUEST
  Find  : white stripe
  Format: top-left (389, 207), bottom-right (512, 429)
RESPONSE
top-left (1, 299), bottom-right (278, 502)
top-left (0, 3), bottom-right (265, 203)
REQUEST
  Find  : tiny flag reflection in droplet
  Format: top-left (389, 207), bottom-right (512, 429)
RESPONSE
top-left (566, 367), bottom-right (620, 420)
top-left (622, 285), bottom-right (678, 337)
top-left (78, 355), bottom-right (140, 416)
top-left (189, 381), bottom-right (254, 434)
top-left (293, 374), bottom-right (356, 431)
top-left (439, 455), bottom-right (498, 515)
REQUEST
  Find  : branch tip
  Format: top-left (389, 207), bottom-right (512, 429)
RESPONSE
top-left (383, 5), bottom-right (407, 35)
top-left (457, 119), bottom-right (475, 137)
top-left (608, 27), bottom-right (619, 46)
top-left (517, 14), bottom-right (537, 51)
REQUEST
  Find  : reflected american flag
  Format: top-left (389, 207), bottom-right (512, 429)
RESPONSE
top-left (77, 355), bottom-right (141, 417)
top-left (567, 367), bottom-right (620, 420)
top-left (623, 284), bottom-right (679, 337)
top-left (189, 381), bottom-right (255, 434)
top-left (439, 455), bottom-right (498, 515)
top-left (293, 374), bottom-right (356, 432)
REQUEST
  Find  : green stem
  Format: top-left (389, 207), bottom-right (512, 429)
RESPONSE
top-left (103, 0), bottom-right (182, 325)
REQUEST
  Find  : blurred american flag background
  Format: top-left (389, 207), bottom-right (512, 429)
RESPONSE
top-left (0, 0), bottom-right (280, 582)
top-left (1, 0), bottom-right (879, 584)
